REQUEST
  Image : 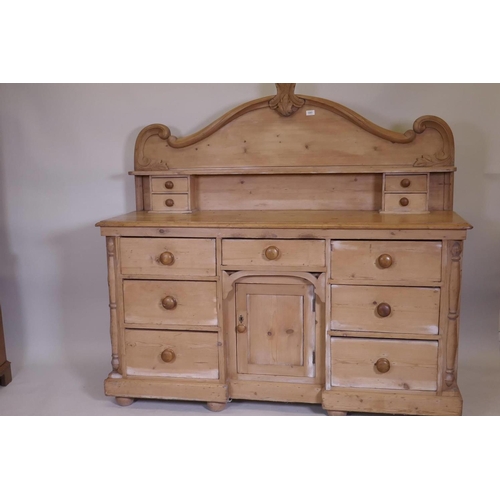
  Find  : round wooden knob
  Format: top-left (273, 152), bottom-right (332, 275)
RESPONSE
top-left (161, 296), bottom-right (177, 310)
top-left (165, 181), bottom-right (174, 190)
top-left (165, 198), bottom-right (175, 207)
top-left (264, 246), bottom-right (280, 260)
top-left (377, 254), bottom-right (393, 269)
top-left (375, 358), bottom-right (391, 374)
top-left (237, 324), bottom-right (247, 333)
top-left (400, 178), bottom-right (411, 188)
top-left (399, 197), bottom-right (409, 207)
top-left (159, 251), bottom-right (175, 266)
top-left (376, 303), bottom-right (391, 317)
top-left (161, 348), bottom-right (176, 363)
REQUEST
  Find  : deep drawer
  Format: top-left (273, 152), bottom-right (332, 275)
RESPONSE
top-left (120, 237), bottom-right (216, 276)
top-left (125, 329), bottom-right (219, 379)
top-left (331, 240), bottom-right (442, 283)
top-left (330, 337), bottom-right (438, 391)
top-left (330, 285), bottom-right (440, 334)
top-left (222, 239), bottom-right (325, 268)
top-left (123, 280), bottom-right (218, 326)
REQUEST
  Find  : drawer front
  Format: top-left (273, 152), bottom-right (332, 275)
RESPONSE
top-left (385, 174), bottom-right (428, 192)
top-left (330, 338), bottom-right (438, 390)
top-left (125, 329), bottom-right (218, 379)
top-left (331, 240), bottom-right (442, 283)
top-left (222, 239), bottom-right (325, 268)
top-left (123, 280), bottom-right (218, 326)
top-left (384, 193), bottom-right (427, 213)
top-left (151, 193), bottom-right (189, 211)
top-left (330, 285), bottom-right (440, 334)
top-left (151, 177), bottom-right (189, 193)
top-left (120, 238), bottom-right (216, 276)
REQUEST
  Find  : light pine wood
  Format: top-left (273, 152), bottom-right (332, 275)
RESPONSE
top-left (383, 193), bottom-right (428, 213)
top-left (229, 380), bottom-right (322, 403)
top-left (330, 240), bottom-right (442, 284)
top-left (235, 283), bottom-right (315, 378)
top-left (207, 402), bottom-right (227, 412)
top-left (327, 411), bottom-right (347, 416)
top-left (330, 338), bottom-right (438, 391)
top-left (134, 85), bottom-right (454, 171)
top-left (222, 239), bottom-right (325, 268)
top-left (97, 83), bottom-right (471, 415)
top-left (151, 177), bottom-right (189, 193)
top-left (385, 174), bottom-right (428, 192)
top-left (331, 285), bottom-right (440, 334)
top-left (105, 378), bottom-right (228, 402)
top-left (124, 329), bottom-right (219, 379)
top-left (97, 210), bottom-right (472, 230)
top-left (123, 280), bottom-right (218, 326)
top-left (322, 388), bottom-right (463, 416)
top-left (151, 193), bottom-right (190, 212)
top-left (106, 237), bottom-right (121, 378)
top-left (195, 174), bottom-right (382, 211)
top-left (445, 241), bottom-right (463, 388)
top-left (120, 237), bottom-right (216, 276)
top-left (115, 397), bottom-right (135, 406)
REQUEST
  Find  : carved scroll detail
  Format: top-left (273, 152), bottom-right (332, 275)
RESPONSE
top-left (269, 83), bottom-right (305, 117)
top-left (445, 241), bottom-right (463, 387)
top-left (413, 115), bottom-right (455, 167)
top-left (106, 237), bottom-right (122, 379)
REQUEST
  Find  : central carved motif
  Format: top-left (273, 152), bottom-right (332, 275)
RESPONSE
top-left (269, 83), bottom-right (305, 117)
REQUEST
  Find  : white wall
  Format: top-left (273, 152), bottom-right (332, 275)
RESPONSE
top-left (0, 83), bottom-right (499, 372)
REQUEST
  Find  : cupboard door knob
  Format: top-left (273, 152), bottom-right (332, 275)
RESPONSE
top-left (400, 178), bottom-right (411, 188)
top-left (162, 296), bottom-right (177, 310)
top-left (377, 254), bottom-right (393, 268)
top-left (375, 358), bottom-right (391, 374)
top-left (237, 324), bottom-right (247, 333)
top-left (165, 198), bottom-right (175, 207)
top-left (159, 251), bottom-right (175, 266)
top-left (399, 197), bottom-right (409, 207)
top-left (376, 303), bottom-right (391, 317)
top-left (161, 348), bottom-right (176, 363)
top-left (264, 246), bottom-right (280, 260)
top-left (165, 181), bottom-right (174, 189)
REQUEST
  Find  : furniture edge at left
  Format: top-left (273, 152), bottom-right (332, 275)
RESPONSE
top-left (0, 305), bottom-right (12, 387)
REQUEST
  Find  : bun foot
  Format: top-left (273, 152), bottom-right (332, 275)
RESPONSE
top-left (327, 410), bottom-right (347, 416)
top-left (115, 397), bottom-right (135, 407)
top-left (207, 402), bottom-right (227, 412)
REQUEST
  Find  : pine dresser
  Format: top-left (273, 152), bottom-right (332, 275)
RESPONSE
top-left (96, 84), bottom-right (472, 415)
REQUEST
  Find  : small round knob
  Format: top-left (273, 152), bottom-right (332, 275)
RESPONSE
top-left (376, 303), bottom-right (391, 317)
top-left (264, 246), bottom-right (280, 260)
top-left (159, 251), bottom-right (175, 266)
top-left (237, 324), bottom-right (247, 333)
top-left (400, 178), bottom-right (411, 188)
top-left (375, 358), bottom-right (391, 374)
top-left (161, 348), bottom-right (176, 363)
top-left (377, 254), bottom-right (393, 269)
top-left (161, 296), bottom-right (177, 310)
top-left (399, 197), bottom-right (409, 207)
top-left (165, 181), bottom-right (174, 190)
top-left (165, 199), bottom-right (175, 207)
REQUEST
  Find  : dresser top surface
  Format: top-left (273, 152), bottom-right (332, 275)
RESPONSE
top-left (96, 210), bottom-right (471, 230)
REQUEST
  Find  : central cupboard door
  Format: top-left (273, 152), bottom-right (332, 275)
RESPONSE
top-left (235, 283), bottom-right (316, 378)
